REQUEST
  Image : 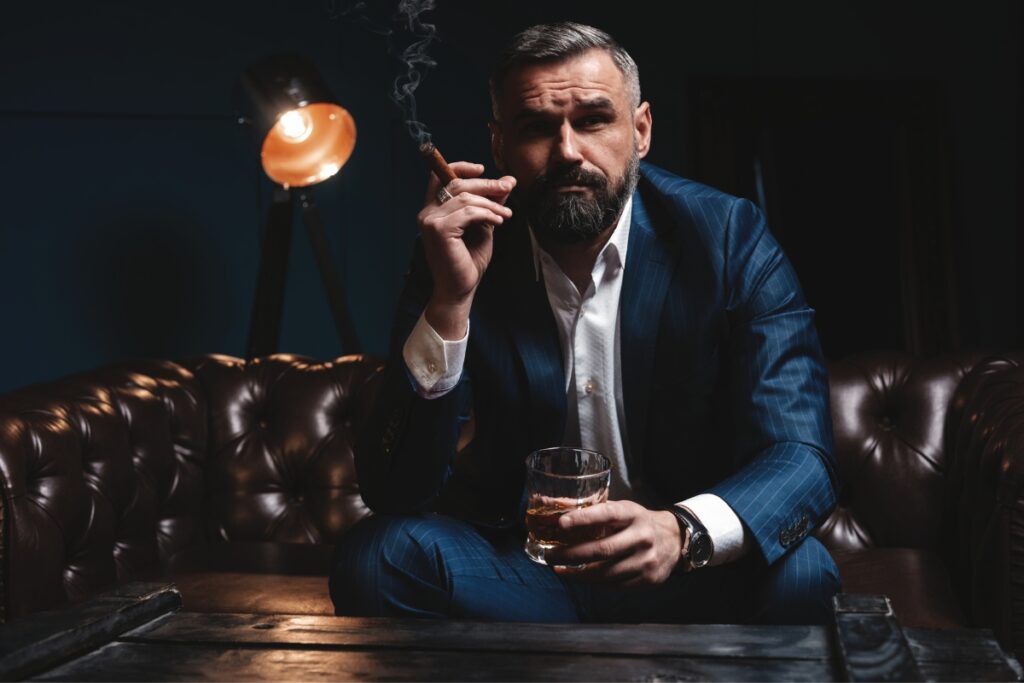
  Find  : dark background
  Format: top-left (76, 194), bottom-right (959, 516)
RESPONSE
top-left (0, 0), bottom-right (1018, 393)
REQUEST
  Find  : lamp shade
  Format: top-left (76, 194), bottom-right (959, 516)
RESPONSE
top-left (240, 54), bottom-right (356, 188)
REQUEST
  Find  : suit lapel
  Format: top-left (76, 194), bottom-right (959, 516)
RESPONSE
top-left (621, 185), bottom-right (678, 466)
top-left (492, 222), bottom-right (566, 450)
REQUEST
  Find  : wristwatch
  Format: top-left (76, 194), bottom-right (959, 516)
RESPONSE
top-left (664, 505), bottom-right (714, 571)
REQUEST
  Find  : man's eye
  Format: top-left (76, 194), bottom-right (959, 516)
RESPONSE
top-left (576, 116), bottom-right (609, 129)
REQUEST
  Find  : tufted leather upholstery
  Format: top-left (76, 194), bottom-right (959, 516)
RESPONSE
top-left (2, 350), bottom-right (1023, 652)
top-left (943, 353), bottom-right (1024, 655)
top-left (0, 360), bottom-right (207, 621)
top-left (818, 352), bottom-right (986, 552)
top-left (0, 354), bottom-right (380, 622)
top-left (179, 354), bottom-right (378, 545)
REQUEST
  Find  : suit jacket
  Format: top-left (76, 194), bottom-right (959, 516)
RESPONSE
top-left (356, 162), bottom-right (839, 566)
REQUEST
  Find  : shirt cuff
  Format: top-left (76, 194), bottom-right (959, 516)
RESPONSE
top-left (677, 493), bottom-right (750, 567)
top-left (402, 312), bottom-right (468, 399)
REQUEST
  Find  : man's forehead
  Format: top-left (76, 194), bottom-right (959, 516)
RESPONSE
top-left (497, 50), bottom-right (628, 116)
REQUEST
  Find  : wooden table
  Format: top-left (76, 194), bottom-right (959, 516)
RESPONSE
top-left (1, 583), bottom-right (1020, 681)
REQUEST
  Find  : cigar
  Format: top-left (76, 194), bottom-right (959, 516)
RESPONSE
top-left (419, 142), bottom-right (458, 186)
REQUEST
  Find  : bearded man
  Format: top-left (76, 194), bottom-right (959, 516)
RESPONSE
top-left (330, 21), bottom-right (841, 625)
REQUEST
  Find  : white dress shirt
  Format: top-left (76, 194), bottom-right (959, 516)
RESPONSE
top-left (402, 198), bottom-right (748, 565)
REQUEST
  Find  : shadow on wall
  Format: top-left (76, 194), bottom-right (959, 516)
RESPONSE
top-left (65, 206), bottom-right (240, 362)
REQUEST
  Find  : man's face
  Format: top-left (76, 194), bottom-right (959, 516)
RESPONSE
top-left (490, 48), bottom-right (652, 245)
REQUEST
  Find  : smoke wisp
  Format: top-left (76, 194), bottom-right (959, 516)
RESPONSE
top-left (328, 0), bottom-right (439, 145)
top-left (391, 0), bottom-right (437, 145)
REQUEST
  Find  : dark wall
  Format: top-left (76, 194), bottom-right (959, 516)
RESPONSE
top-left (0, 0), bottom-right (1017, 392)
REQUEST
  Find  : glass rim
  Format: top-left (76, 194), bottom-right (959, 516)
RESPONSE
top-left (525, 446), bottom-right (612, 479)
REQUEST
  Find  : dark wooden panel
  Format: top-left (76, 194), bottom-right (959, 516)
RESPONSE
top-left (0, 583), bottom-right (180, 681)
top-left (832, 594), bottom-right (923, 682)
top-left (123, 612), bottom-right (831, 660)
top-left (917, 661), bottom-right (1023, 683)
top-left (904, 628), bottom-right (1022, 681)
top-left (31, 642), bottom-right (837, 682)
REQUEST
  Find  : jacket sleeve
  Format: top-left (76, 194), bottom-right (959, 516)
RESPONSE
top-left (708, 198), bottom-right (840, 565)
top-left (354, 237), bottom-right (472, 514)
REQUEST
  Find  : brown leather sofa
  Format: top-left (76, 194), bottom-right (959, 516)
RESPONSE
top-left (1, 351), bottom-right (1022, 652)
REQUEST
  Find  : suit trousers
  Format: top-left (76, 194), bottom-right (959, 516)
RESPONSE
top-left (329, 513), bottom-right (841, 624)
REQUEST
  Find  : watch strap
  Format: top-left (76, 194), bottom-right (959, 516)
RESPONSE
top-left (664, 504), bottom-right (713, 570)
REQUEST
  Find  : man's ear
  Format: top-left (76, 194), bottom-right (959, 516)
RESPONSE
top-left (634, 101), bottom-right (652, 159)
top-left (489, 122), bottom-right (506, 172)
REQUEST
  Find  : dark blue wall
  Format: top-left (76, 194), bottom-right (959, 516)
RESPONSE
top-left (0, 0), bottom-right (1017, 392)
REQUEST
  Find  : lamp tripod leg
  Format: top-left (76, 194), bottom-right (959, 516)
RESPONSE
top-left (247, 187), bottom-right (294, 359)
top-left (298, 190), bottom-right (362, 355)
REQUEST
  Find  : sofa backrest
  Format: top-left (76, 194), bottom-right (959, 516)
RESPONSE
top-left (816, 351), bottom-right (986, 553)
top-left (0, 353), bottom-right (381, 621)
top-left (0, 349), bottom-right (1012, 622)
top-left (940, 354), bottom-right (1024, 655)
top-left (0, 360), bottom-right (207, 620)
top-left (186, 351), bottom-right (993, 556)
top-left (181, 354), bottom-right (380, 545)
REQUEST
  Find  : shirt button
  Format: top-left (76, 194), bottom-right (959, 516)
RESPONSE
top-left (584, 380), bottom-right (596, 395)
top-left (427, 361), bottom-right (438, 373)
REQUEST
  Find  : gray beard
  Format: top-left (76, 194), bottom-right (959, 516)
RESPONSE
top-left (524, 149), bottom-right (640, 245)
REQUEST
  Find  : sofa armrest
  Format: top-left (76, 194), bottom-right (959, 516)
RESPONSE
top-left (0, 361), bottom-right (207, 621)
top-left (944, 353), bottom-right (1024, 656)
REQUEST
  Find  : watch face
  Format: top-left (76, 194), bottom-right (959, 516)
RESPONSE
top-left (690, 532), bottom-right (713, 567)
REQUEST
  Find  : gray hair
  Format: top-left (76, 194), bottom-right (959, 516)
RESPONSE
top-left (489, 22), bottom-right (641, 120)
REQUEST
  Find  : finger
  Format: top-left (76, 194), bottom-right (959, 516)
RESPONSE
top-left (569, 555), bottom-right (649, 588)
top-left (560, 500), bottom-right (636, 531)
top-left (546, 527), bottom-right (638, 566)
top-left (424, 161), bottom-right (485, 202)
top-left (446, 175), bottom-right (517, 202)
top-left (551, 558), bottom-right (613, 579)
top-left (591, 557), bottom-right (647, 584)
top-left (551, 558), bottom-right (650, 590)
top-left (445, 206), bottom-right (508, 231)
top-left (434, 193), bottom-right (513, 220)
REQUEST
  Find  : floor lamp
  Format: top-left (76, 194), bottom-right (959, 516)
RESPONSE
top-left (239, 54), bottom-right (361, 359)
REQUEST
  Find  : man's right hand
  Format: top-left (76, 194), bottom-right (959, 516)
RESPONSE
top-left (417, 161), bottom-right (516, 340)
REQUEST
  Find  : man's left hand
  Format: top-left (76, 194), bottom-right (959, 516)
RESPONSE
top-left (545, 501), bottom-right (686, 588)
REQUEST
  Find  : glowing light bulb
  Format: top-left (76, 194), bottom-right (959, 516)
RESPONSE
top-left (277, 109), bottom-right (312, 143)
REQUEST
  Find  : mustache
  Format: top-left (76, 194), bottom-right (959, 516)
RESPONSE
top-left (532, 165), bottom-right (608, 192)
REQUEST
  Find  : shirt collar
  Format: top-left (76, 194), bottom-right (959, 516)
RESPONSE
top-left (529, 195), bottom-right (633, 282)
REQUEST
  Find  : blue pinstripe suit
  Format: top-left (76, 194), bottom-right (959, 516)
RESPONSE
top-left (332, 162), bottom-right (841, 623)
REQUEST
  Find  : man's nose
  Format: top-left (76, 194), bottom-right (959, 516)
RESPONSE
top-left (553, 121), bottom-right (584, 164)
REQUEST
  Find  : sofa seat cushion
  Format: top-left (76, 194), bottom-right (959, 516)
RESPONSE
top-left (832, 547), bottom-right (965, 629)
top-left (157, 541), bottom-right (336, 616)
